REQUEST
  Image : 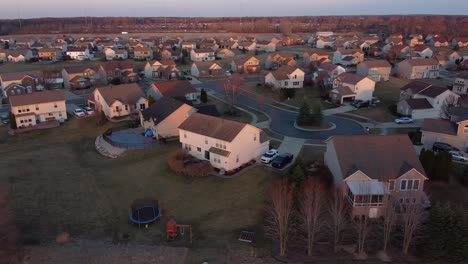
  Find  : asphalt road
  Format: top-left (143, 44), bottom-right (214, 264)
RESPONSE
top-left (195, 81), bottom-right (365, 140)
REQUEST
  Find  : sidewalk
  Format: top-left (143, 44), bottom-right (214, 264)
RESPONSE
top-left (277, 136), bottom-right (306, 158)
top-left (322, 105), bottom-right (355, 115)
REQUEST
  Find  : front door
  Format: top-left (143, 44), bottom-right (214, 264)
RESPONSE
top-left (204, 151), bottom-right (210, 160)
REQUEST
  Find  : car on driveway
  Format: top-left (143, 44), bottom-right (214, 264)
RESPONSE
top-left (271, 153), bottom-right (294, 169)
top-left (260, 149), bottom-right (278, 164)
top-left (432, 142), bottom-right (458, 152)
top-left (83, 106), bottom-right (95, 115)
top-left (449, 150), bottom-right (468, 162)
top-left (0, 113), bottom-right (9, 124)
top-left (352, 100), bottom-right (370, 108)
top-left (73, 108), bottom-right (86, 117)
top-left (394, 117), bottom-right (414, 124)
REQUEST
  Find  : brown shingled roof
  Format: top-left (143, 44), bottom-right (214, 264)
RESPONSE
top-left (94, 83), bottom-right (145, 106)
top-left (334, 73), bottom-right (366, 85)
top-left (359, 60), bottom-right (391, 68)
top-left (9, 90), bottom-right (65, 107)
top-left (270, 65), bottom-right (300, 80)
top-left (405, 98), bottom-right (433, 109)
top-left (330, 135), bottom-right (426, 181)
top-left (178, 113), bottom-right (247, 142)
top-left (151, 80), bottom-right (197, 100)
top-left (421, 118), bottom-right (457, 135)
top-left (0, 71), bottom-right (42, 82)
top-left (403, 58), bottom-right (438, 66)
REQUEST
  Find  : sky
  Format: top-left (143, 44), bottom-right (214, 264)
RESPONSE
top-left (1, 0), bottom-right (466, 19)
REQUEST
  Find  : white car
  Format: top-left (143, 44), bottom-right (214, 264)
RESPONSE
top-left (73, 108), bottom-right (86, 117)
top-left (449, 151), bottom-right (468, 162)
top-left (83, 106), bottom-right (95, 115)
top-left (394, 117), bottom-right (414, 124)
top-left (261, 149), bottom-right (279, 164)
top-left (225, 71), bottom-right (232, 76)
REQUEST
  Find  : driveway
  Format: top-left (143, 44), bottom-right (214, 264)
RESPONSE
top-left (195, 81), bottom-right (365, 140)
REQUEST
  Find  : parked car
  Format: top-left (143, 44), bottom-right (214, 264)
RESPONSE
top-left (260, 149), bottom-right (278, 164)
top-left (0, 113), bottom-right (9, 124)
top-left (432, 142), bottom-right (458, 152)
top-left (73, 108), bottom-right (86, 117)
top-left (394, 117), bottom-right (414, 124)
top-left (185, 76), bottom-right (192, 80)
top-left (83, 106), bottom-right (95, 115)
top-left (350, 99), bottom-right (363, 107)
top-left (271, 153), bottom-right (294, 169)
top-left (449, 150), bottom-right (468, 162)
top-left (354, 100), bottom-right (370, 108)
top-left (371, 97), bottom-right (380, 104)
top-left (225, 70), bottom-right (231, 76)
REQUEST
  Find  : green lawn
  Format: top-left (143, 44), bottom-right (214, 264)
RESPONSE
top-left (206, 95), bottom-right (253, 124)
top-left (0, 118), bottom-right (279, 252)
top-left (386, 127), bottom-right (419, 135)
top-left (350, 77), bottom-right (410, 122)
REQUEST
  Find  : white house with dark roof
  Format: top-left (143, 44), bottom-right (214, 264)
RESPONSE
top-left (66, 46), bottom-right (91, 60)
top-left (324, 135), bottom-right (428, 218)
top-left (190, 49), bottom-right (215, 62)
top-left (88, 83), bottom-right (148, 119)
top-left (397, 58), bottom-right (440, 79)
top-left (332, 48), bottom-right (364, 66)
top-left (356, 60), bottom-right (392, 82)
top-left (397, 81), bottom-right (460, 119)
top-left (264, 65), bottom-right (305, 89)
top-left (329, 73), bottom-right (375, 104)
top-left (9, 90), bottom-right (67, 128)
top-left (313, 62), bottom-right (346, 86)
top-left (178, 113), bottom-right (269, 172)
top-left (148, 80), bottom-right (199, 104)
top-left (0, 71), bottom-right (44, 97)
top-left (453, 74), bottom-right (468, 95)
top-left (421, 118), bottom-right (468, 151)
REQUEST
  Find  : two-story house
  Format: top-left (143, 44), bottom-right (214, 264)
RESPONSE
top-left (178, 113), bottom-right (270, 173)
top-left (88, 83), bottom-right (147, 119)
top-left (230, 56), bottom-right (261, 74)
top-left (144, 60), bottom-right (180, 80)
top-left (9, 89), bottom-right (67, 128)
top-left (332, 48), bottom-right (364, 66)
top-left (265, 53), bottom-right (297, 70)
top-left (397, 59), bottom-right (440, 79)
top-left (140, 96), bottom-right (197, 140)
top-left (397, 81), bottom-right (460, 119)
top-left (356, 60), bottom-right (392, 82)
top-left (452, 74), bottom-right (468, 95)
top-left (313, 62), bottom-right (346, 87)
top-left (190, 49), bottom-right (215, 62)
top-left (421, 118), bottom-right (468, 151)
top-left (324, 135), bottom-right (428, 218)
top-left (65, 47), bottom-right (92, 60)
top-left (0, 71), bottom-right (44, 97)
top-left (255, 40), bottom-right (277, 53)
top-left (134, 47), bottom-right (154, 60)
top-left (98, 63), bottom-right (136, 84)
top-left (315, 37), bottom-right (335, 49)
top-left (38, 48), bottom-right (63, 61)
top-left (190, 61), bottom-right (224, 77)
top-left (264, 65), bottom-right (305, 89)
top-left (237, 41), bottom-right (256, 51)
top-left (61, 66), bottom-right (99, 90)
top-left (303, 50), bottom-right (330, 68)
top-left (329, 73), bottom-right (375, 104)
top-left (148, 80), bottom-right (200, 104)
top-left (7, 49), bottom-right (34, 62)
top-left (104, 48), bottom-right (128, 60)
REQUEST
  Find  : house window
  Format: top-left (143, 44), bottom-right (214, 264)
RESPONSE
top-left (236, 155), bottom-right (239, 163)
top-left (35, 105), bottom-right (39, 110)
top-left (197, 147), bottom-right (201, 152)
top-left (216, 143), bottom-right (219, 148)
top-left (124, 105), bottom-right (128, 111)
top-left (400, 180), bottom-right (407, 191)
top-left (400, 179), bottom-right (419, 191)
top-left (285, 81), bottom-right (288, 86)
top-left (253, 135), bottom-right (257, 141)
top-left (49, 113), bottom-right (53, 116)
top-left (140, 103), bottom-right (146, 110)
top-left (54, 104), bottom-right (57, 108)
top-left (59, 113), bottom-right (62, 117)
top-left (184, 133), bottom-right (187, 138)
top-left (293, 82), bottom-right (300, 86)
top-left (205, 138), bottom-right (208, 144)
top-left (389, 180), bottom-right (395, 190)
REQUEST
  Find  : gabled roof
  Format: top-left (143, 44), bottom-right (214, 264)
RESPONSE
top-left (192, 61), bottom-right (222, 71)
top-left (178, 113), bottom-right (247, 142)
top-left (330, 135), bottom-right (426, 181)
top-left (0, 71), bottom-right (42, 82)
top-left (7, 49), bottom-right (31, 57)
top-left (401, 58), bottom-right (438, 66)
top-left (63, 66), bottom-right (97, 74)
top-left (100, 63), bottom-right (133, 71)
top-left (141, 96), bottom-right (186, 123)
top-left (94, 83), bottom-right (145, 106)
top-left (400, 81), bottom-right (449, 98)
top-left (305, 50), bottom-right (329, 56)
top-left (359, 60), bottom-right (391, 68)
top-left (337, 48), bottom-right (363, 55)
top-left (192, 48), bottom-right (214, 54)
top-left (233, 56), bottom-right (258, 66)
top-left (405, 98), bottom-right (433, 109)
top-left (66, 47), bottom-right (88, 52)
top-left (334, 73), bottom-right (367, 85)
top-left (151, 80), bottom-right (196, 103)
top-left (9, 90), bottom-right (65, 107)
top-left (269, 65), bottom-right (302, 81)
top-left (421, 118), bottom-right (457, 135)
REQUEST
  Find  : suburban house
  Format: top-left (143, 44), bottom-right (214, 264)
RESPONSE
top-left (88, 83), bottom-right (148, 119)
top-left (98, 63), bottom-right (136, 84)
top-left (230, 56), bottom-right (261, 74)
top-left (65, 47), bottom-right (91, 60)
top-left (452, 37), bottom-right (468, 47)
top-left (329, 73), bottom-right (375, 104)
top-left (104, 48), bottom-right (128, 60)
top-left (264, 65), bottom-right (305, 89)
top-left (0, 71), bottom-right (44, 97)
top-left (408, 36), bottom-right (425, 47)
top-left (190, 49), bottom-right (215, 62)
top-left (144, 60), bottom-right (180, 80)
top-left (452, 74), bottom-right (468, 95)
top-left (356, 60), bottom-right (392, 82)
top-left (397, 59), bottom-right (440, 79)
top-left (255, 40), bottom-right (277, 53)
top-left (9, 89), bottom-right (67, 128)
top-left (134, 47), bottom-right (154, 60)
top-left (421, 118), bottom-right (468, 151)
top-left (397, 81), bottom-right (460, 119)
top-left (190, 61), bottom-right (223, 77)
top-left (140, 96), bottom-right (197, 139)
top-left (265, 53), bottom-right (297, 70)
top-left (178, 113), bottom-right (270, 172)
top-left (411, 45), bottom-right (433, 59)
top-left (429, 36), bottom-right (449, 47)
top-left (61, 66), bottom-right (99, 90)
top-left (448, 107), bottom-right (468, 122)
top-left (433, 51), bottom-right (462, 68)
top-left (324, 135), bottom-right (428, 218)
top-left (216, 48), bottom-right (236, 59)
top-left (332, 48), bottom-right (364, 66)
top-left (316, 37), bottom-right (335, 49)
top-left (303, 50), bottom-right (330, 67)
top-left (200, 42), bottom-right (218, 51)
top-left (181, 41), bottom-right (197, 50)
top-left (237, 41), bottom-right (256, 51)
top-left (0, 49), bottom-right (7, 62)
top-left (148, 80), bottom-right (200, 104)
top-left (7, 49), bottom-right (34, 62)
top-left (313, 62), bottom-right (346, 87)
top-left (38, 48), bottom-right (63, 61)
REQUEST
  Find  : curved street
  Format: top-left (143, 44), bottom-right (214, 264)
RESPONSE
top-left (194, 80), bottom-right (366, 140)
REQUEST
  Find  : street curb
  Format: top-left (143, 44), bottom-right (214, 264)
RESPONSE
top-left (293, 121), bottom-right (336, 132)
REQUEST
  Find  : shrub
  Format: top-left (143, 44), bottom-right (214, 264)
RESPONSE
top-left (388, 104), bottom-right (398, 116)
top-left (279, 88), bottom-right (296, 100)
top-left (167, 149), bottom-right (213, 177)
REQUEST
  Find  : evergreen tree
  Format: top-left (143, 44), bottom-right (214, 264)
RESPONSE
top-left (200, 89), bottom-right (208, 103)
top-left (8, 112), bottom-right (16, 129)
top-left (147, 95), bottom-right (156, 106)
top-left (297, 101), bottom-right (312, 126)
top-left (310, 101), bottom-right (323, 126)
top-left (288, 158), bottom-right (308, 187)
top-left (422, 203), bottom-right (468, 262)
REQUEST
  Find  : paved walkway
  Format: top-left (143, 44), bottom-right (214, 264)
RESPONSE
top-left (322, 104), bottom-right (355, 115)
top-left (277, 136), bottom-right (306, 158)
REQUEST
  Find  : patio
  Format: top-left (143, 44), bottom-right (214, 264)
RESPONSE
top-left (103, 127), bottom-right (159, 149)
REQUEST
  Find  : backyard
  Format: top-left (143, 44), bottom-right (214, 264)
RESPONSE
top-left (0, 118), bottom-right (280, 263)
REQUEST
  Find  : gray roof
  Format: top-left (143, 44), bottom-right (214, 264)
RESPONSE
top-left (141, 96), bottom-right (185, 124)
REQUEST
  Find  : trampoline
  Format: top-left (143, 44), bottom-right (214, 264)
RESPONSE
top-left (129, 198), bottom-right (162, 225)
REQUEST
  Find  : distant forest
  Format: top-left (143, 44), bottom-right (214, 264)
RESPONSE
top-left (1, 15), bottom-right (468, 36)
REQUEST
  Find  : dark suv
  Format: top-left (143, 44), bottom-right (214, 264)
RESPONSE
top-left (271, 153), bottom-right (294, 169)
top-left (432, 142), bottom-right (458, 152)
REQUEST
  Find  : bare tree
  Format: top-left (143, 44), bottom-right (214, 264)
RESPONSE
top-left (0, 188), bottom-right (20, 264)
top-left (354, 214), bottom-right (371, 258)
top-left (327, 188), bottom-right (349, 253)
top-left (400, 199), bottom-right (424, 254)
top-left (300, 178), bottom-right (326, 256)
top-left (441, 94), bottom-right (458, 118)
top-left (279, 19), bottom-right (293, 35)
top-left (223, 73), bottom-right (243, 113)
top-left (266, 178), bottom-right (294, 257)
top-left (381, 195), bottom-right (398, 253)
